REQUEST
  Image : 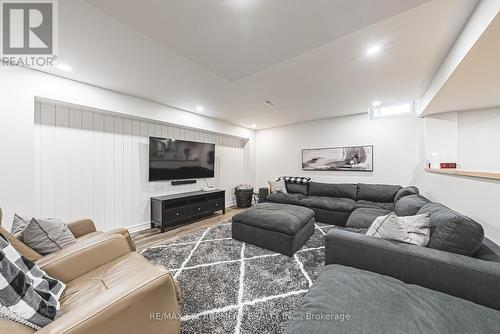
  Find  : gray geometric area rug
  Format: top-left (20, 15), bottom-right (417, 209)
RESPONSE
top-left (141, 221), bottom-right (333, 334)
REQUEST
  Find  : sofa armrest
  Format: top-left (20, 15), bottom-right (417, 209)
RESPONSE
top-left (36, 234), bottom-right (131, 283)
top-left (325, 229), bottom-right (500, 310)
top-left (66, 218), bottom-right (97, 238)
top-left (38, 255), bottom-right (180, 334)
top-left (97, 227), bottom-right (136, 251)
top-left (258, 187), bottom-right (269, 203)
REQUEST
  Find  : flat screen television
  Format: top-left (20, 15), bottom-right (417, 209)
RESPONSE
top-left (149, 137), bottom-right (215, 181)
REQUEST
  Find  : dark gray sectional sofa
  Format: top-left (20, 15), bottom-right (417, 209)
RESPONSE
top-left (258, 181), bottom-right (500, 333)
top-left (286, 225), bottom-right (500, 333)
top-left (259, 181), bottom-right (419, 227)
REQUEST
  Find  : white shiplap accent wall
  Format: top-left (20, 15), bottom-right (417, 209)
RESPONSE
top-left (34, 101), bottom-right (247, 232)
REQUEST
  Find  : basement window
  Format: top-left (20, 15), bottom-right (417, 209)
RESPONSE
top-left (370, 102), bottom-right (414, 119)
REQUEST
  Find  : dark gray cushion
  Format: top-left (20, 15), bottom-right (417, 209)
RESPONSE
top-left (417, 202), bottom-right (484, 256)
top-left (346, 207), bottom-right (390, 229)
top-left (285, 183), bottom-right (308, 196)
top-left (394, 194), bottom-right (430, 216)
top-left (232, 203), bottom-right (314, 235)
top-left (394, 186), bottom-right (419, 203)
top-left (308, 182), bottom-right (357, 200)
top-left (285, 265), bottom-right (500, 334)
top-left (356, 183), bottom-right (402, 202)
top-left (300, 196), bottom-right (355, 212)
top-left (266, 193), bottom-right (305, 205)
top-left (355, 200), bottom-right (394, 211)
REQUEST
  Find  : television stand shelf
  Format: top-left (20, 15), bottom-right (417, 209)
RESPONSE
top-left (150, 189), bottom-right (225, 233)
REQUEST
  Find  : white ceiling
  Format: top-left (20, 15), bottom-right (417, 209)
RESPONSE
top-left (45, 0), bottom-right (478, 129)
top-left (84, 0), bottom-right (431, 81)
top-left (423, 13), bottom-right (500, 115)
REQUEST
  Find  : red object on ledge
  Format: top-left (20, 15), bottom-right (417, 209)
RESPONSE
top-left (440, 163), bottom-right (457, 169)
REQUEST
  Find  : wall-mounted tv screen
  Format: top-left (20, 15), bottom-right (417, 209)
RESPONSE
top-left (149, 137), bottom-right (215, 181)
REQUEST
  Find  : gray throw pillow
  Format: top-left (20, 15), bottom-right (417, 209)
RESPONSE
top-left (22, 218), bottom-right (76, 255)
top-left (11, 214), bottom-right (30, 239)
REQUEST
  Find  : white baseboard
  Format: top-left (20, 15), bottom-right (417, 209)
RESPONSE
top-left (128, 222), bottom-right (152, 233)
top-left (128, 201), bottom-right (236, 234)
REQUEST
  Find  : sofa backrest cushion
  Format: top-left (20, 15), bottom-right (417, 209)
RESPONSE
top-left (417, 202), bottom-right (484, 256)
top-left (357, 184), bottom-right (402, 203)
top-left (395, 195), bottom-right (430, 216)
top-left (394, 186), bottom-right (419, 203)
top-left (308, 182), bottom-right (357, 200)
top-left (266, 192), bottom-right (305, 205)
top-left (285, 183), bottom-right (309, 196)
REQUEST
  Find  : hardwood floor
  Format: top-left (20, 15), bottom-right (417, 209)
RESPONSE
top-left (132, 207), bottom-right (244, 252)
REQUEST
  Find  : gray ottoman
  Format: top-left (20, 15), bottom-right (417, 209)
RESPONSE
top-left (232, 203), bottom-right (315, 256)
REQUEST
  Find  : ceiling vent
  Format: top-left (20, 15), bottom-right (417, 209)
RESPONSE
top-left (264, 100), bottom-right (277, 107)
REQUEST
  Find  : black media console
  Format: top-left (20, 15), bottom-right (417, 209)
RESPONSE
top-left (150, 189), bottom-right (226, 232)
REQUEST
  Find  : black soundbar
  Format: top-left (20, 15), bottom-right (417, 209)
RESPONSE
top-left (171, 179), bottom-right (197, 186)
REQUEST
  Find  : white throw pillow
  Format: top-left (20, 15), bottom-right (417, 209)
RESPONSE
top-left (366, 213), bottom-right (408, 242)
top-left (268, 179), bottom-right (288, 194)
top-left (399, 213), bottom-right (431, 246)
top-left (366, 212), bottom-right (431, 247)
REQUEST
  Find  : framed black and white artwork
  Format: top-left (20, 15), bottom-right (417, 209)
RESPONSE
top-left (302, 145), bottom-right (373, 172)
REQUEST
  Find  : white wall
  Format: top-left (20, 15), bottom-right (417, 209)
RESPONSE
top-left (418, 108), bottom-right (500, 242)
top-left (423, 112), bottom-right (458, 164)
top-left (0, 67), bottom-right (255, 231)
top-left (256, 114), bottom-right (423, 187)
top-left (458, 108), bottom-right (500, 171)
top-left (34, 101), bottom-right (247, 232)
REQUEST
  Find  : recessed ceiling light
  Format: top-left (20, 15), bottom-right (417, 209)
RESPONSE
top-left (372, 101), bottom-right (382, 107)
top-left (195, 106), bottom-right (204, 112)
top-left (57, 63), bottom-right (72, 72)
top-left (251, 124), bottom-right (257, 129)
top-left (366, 45), bottom-right (382, 56)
